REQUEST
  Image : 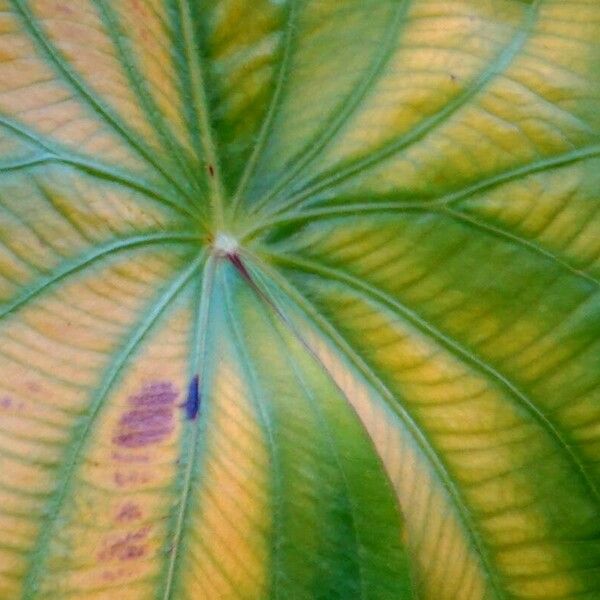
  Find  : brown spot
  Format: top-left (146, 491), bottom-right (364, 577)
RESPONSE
top-left (449, 73), bottom-right (458, 83)
top-left (207, 164), bottom-right (215, 177)
top-left (112, 381), bottom-right (178, 449)
top-left (57, 3), bottom-right (74, 15)
top-left (101, 567), bottom-right (128, 582)
top-left (26, 381), bottom-right (41, 393)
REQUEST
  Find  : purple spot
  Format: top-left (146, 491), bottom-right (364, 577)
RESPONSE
top-left (116, 502), bottom-right (142, 523)
top-left (185, 375), bottom-right (200, 420)
top-left (113, 381), bottom-right (178, 448)
top-left (0, 396), bottom-right (25, 412)
top-left (101, 567), bottom-right (129, 582)
top-left (111, 451), bottom-right (149, 464)
top-left (97, 527), bottom-right (149, 562)
top-left (114, 471), bottom-right (150, 488)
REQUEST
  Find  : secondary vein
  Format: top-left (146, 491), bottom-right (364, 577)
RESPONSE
top-left (21, 254), bottom-right (204, 599)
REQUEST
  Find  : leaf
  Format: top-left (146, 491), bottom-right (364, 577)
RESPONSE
top-left (0, 1), bottom-right (599, 599)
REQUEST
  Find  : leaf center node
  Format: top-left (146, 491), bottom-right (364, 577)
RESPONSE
top-left (212, 232), bottom-right (239, 257)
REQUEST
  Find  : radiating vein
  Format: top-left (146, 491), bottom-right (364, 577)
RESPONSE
top-left (176, 0), bottom-right (227, 229)
top-left (9, 0), bottom-right (191, 202)
top-left (264, 0), bottom-right (540, 217)
top-left (161, 253), bottom-right (214, 600)
top-left (266, 311), bottom-right (366, 600)
top-left (0, 231), bottom-right (198, 321)
top-left (249, 0), bottom-right (411, 216)
top-left (21, 253), bottom-right (204, 600)
top-left (443, 207), bottom-right (600, 288)
top-left (242, 199), bottom-right (600, 289)
top-left (222, 268), bottom-right (284, 599)
top-left (248, 257), bottom-right (506, 599)
top-left (0, 154), bottom-right (54, 173)
top-left (261, 142), bottom-right (600, 223)
top-left (230, 0), bottom-right (299, 216)
top-left (0, 115), bottom-right (195, 218)
top-left (268, 252), bottom-right (600, 505)
top-left (240, 203), bottom-right (430, 241)
top-left (93, 0), bottom-right (202, 200)
top-left (435, 143), bottom-right (600, 208)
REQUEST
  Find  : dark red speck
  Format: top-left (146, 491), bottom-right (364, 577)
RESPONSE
top-left (26, 381), bottom-right (41, 393)
top-left (227, 252), bottom-right (253, 283)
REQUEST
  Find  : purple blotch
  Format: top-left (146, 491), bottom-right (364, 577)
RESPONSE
top-left (115, 502), bottom-right (142, 523)
top-left (113, 381), bottom-right (178, 448)
top-left (185, 375), bottom-right (200, 420)
top-left (97, 527), bottom-right (149, 562)
top-left (0, 396), bottom-right (25, 411)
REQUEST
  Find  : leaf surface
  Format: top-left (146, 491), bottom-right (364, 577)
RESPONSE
top-left (0, 1), bottom-right (599, 599)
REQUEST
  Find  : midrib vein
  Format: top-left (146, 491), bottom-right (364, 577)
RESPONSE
top-left (160, 254), bottom-right (215, 600)
top-left (222, 274), bottom-right (285, 600)
top-left (177, 0), bottom-right (227, 229)
top-left (230, 0), bottom-right (299, 216)
top-left (245, 257), bottom-right (507, 600)
top-left (268, 316), bottom-right (367, 599)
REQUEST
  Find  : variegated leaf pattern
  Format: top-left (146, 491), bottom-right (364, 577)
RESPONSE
top-left (0, 1), bottom-right (599, 599)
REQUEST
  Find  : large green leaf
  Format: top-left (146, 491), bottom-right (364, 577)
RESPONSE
top-left (0, 0), bottom-right (599, 598)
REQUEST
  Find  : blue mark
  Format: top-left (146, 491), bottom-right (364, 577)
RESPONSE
top-left (185, 375), bottom-right (200, 420)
